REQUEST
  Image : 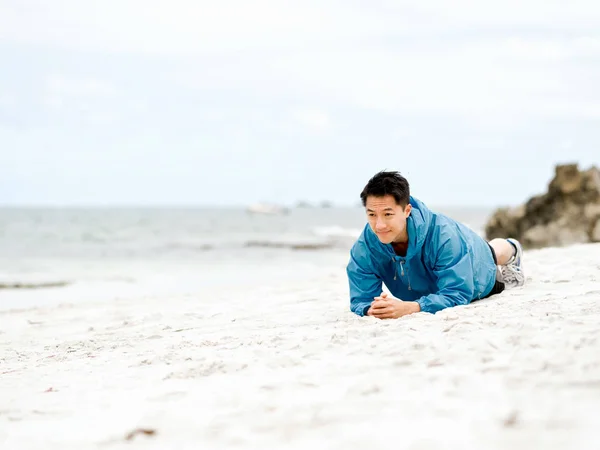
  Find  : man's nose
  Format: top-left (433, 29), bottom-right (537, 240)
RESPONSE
top-left (375, 218), bottom-right (386, 230)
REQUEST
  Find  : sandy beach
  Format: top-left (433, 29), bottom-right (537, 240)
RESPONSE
top-left (1, 243), bottom-right (600, 450)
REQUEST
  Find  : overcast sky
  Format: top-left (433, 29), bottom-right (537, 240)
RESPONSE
top-left (1, 0), bottom-right (599, 207)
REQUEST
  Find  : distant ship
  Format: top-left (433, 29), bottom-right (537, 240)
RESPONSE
top-left (246, 203), bottom-right (290, 215)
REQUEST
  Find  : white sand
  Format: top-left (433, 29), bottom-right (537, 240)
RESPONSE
top-left (1, 244), bottom-right (600, 450)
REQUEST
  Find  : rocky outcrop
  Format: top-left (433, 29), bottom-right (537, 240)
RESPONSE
top-left (485, 163), bottom-right (600, 248)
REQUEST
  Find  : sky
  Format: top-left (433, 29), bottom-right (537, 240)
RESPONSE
top-left (1, 0), bottom-right (600, 207)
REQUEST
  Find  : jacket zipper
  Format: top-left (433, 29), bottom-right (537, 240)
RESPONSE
top-left (401, 260), bottom-right (412, 290)
top-left (394, 259), bottom-right (412, 290)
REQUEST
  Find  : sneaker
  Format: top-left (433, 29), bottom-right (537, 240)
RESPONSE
top-left (500, 238), bottom-right (525, 288)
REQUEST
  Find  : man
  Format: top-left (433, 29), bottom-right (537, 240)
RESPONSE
top-left (347, 171), bottom-right (525, 319)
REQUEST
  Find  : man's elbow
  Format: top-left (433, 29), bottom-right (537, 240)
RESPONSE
top-left (350, 301), bottom-right (370, 317)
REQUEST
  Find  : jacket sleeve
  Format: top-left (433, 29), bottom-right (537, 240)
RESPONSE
top-left (346, 242), bottom-right (383, 316)
top-left (416, 233), bottom-right (475, 314)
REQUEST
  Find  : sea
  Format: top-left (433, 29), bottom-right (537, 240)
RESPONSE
top-left (0, 205), bottom-right (493, 311)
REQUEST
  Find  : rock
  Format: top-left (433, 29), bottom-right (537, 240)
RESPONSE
top-left (592, 219), bottom-right (600, 241)
top-left (485, 163), bottom-right (600, 248)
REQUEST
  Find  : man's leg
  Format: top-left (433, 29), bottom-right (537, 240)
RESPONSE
top-left (488, 238), bottom-right (525, 287)
top-left (488, 238), bottom-right (517, 265)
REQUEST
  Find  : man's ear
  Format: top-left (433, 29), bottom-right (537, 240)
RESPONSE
top-left (404, 204), bottom-right (412, 217)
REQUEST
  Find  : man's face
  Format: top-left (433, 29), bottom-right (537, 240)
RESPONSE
top-left (365, 195), bottom-right (412, 244)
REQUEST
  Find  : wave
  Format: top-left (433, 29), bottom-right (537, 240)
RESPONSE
top-left (0, 280), bottom-right (71, 290)
top-left (311, 226), bottom-right (362, 239)
top-left (159, 242), bottom-right (214, 252)
top-left (157, 228), bottom-right (361, 253)
top-left (244, 240), bottom-right (335, 250)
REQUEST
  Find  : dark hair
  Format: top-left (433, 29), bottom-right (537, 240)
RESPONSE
top-left (360, 171), bottom-right (410, 207)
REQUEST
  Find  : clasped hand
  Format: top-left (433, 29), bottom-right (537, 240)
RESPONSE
top-left (366, 292), bottom-right (421, 319)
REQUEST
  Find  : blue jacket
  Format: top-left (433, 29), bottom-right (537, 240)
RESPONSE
top-left (347, 196), bottom-right (497, 316)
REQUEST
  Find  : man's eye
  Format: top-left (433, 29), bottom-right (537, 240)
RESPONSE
top-left (385, 213), bottom-right (393, 216)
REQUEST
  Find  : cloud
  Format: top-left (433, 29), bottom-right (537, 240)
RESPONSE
top-left (4, 1), bottom-right (596, 121)
top-left (39, 74), bottom-right (121, 127)
top-left (290, 109), bottom-right (331, 132)
top-left (44, 73), bottom-right (116, 110)
top-left (46, 74), bottom-right (116, 98)
top-left (268, 35), bottom-right (600, 119)
top-left (0, 91), bottom-right (16, 108)
top-left (375, 0), bottom-right (600, 31)
top-left (0, 0), bottom-right (386, 54)
top-left (2, 1), bottom-right (599, 56)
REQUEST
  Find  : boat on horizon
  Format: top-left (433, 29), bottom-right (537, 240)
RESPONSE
top-left (246, 203), bottom-right (290, 215)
